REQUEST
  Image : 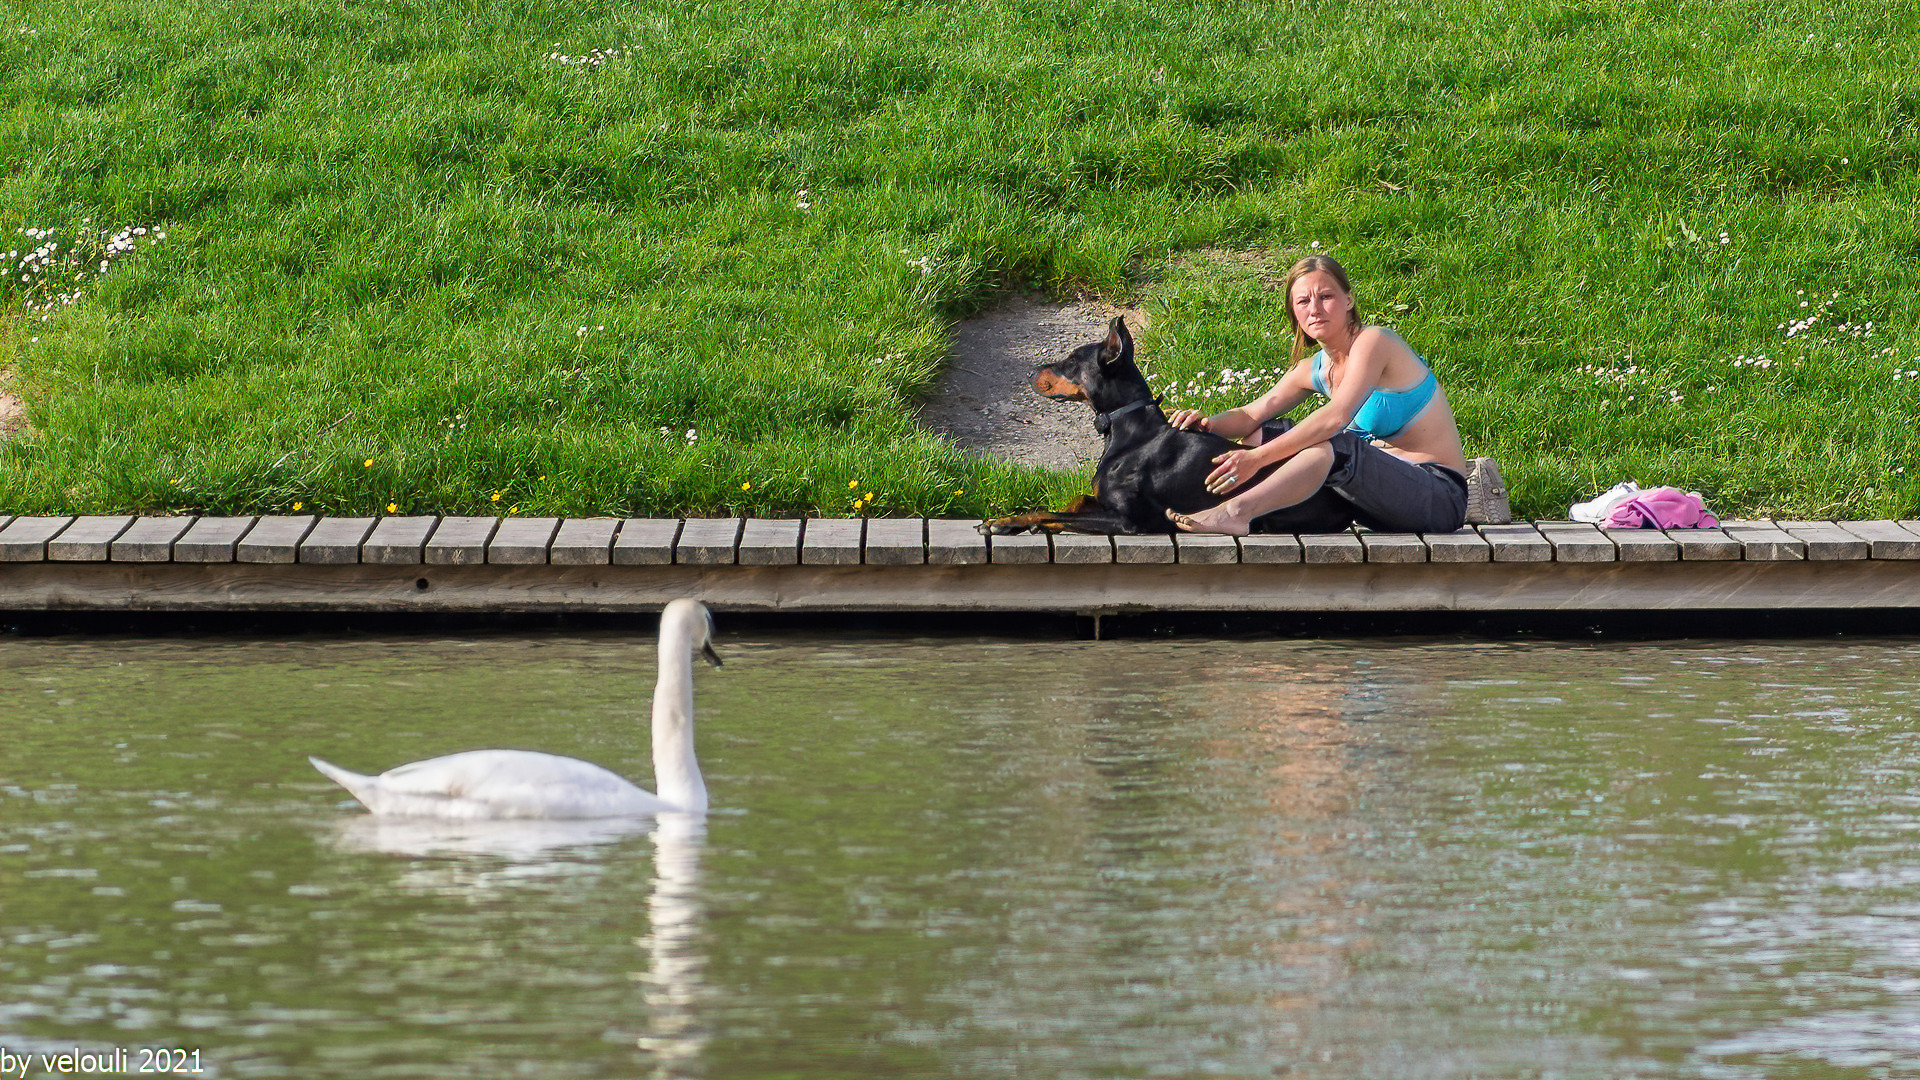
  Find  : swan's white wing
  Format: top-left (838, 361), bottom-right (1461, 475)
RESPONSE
top-left (318, 749), bottom-right (669, 820)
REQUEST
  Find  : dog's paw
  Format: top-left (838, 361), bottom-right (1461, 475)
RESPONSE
top-left (976, 518), bottom-right (1028, 536)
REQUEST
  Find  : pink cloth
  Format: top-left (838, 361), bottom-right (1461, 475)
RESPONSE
top-left (1601, 487), bottom-right (1720, 529)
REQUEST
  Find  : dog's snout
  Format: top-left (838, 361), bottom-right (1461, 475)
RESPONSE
top-left (1033, 369), bottom-right (1084, 401)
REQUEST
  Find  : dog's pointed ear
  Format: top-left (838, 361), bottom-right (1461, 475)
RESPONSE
top-left (1100, 316), bottom-right (1131, 365)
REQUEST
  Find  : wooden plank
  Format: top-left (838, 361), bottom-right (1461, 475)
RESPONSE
top-left (927, 519), bottom-right (988, 566)
top-left (1720, 521), bottom-right (1805, 562)
top-left (424, 516), bottom-right (500, 566)
top-left (612, 519), bottom-right (681, 566)
top-left (40, 515), bottom-right (1920, 623)
top-left (1478, 524), bottom-right (1552, 563)
top-left (737, 519), bottom-right (802, 566)
top-left (1236, 534), bottom-right (1300, 564)
top-left (487, 517), bottom-right (560, 565)
top-left (1116, 534), bottom-right (1179, 564)
top-left (1299, 531), bottom-right (1365, 564)
top-left (1535, 522), bottom-right (1618, 563)
top-left (1050, 532), bottom-right (1113, 565)
top-left (110, 516), bottom-right (194, 562)
top-left (801, 518), bottom-right (863, 566)
top-left (988, 531), bottom-right (1049, 564)
top-left (1667, 528), bottom-right (1743, 561)
top-left (545, 518), bottom-right (618, 566)
top-left (43, 516), bottom-right (1913, 562)
top-left (48, 515), bottom-right (135, 561)
top-left (1174, 532), bottom-right (1239, 565)
top-left (1423, 529), bottom-right (1491, 563)
top-left (1604, 529), bottom-right (1680, 562)
top-left (864, 518), bottom-right (925, 566)
top-left (675, 518), bottom-right (741, 565)
top-left (1775, 520), bottom-right (1870, 561)
top-left (1837, 520), bottom-right (1920, 560)
top-left (0, 516), bottom-right (76, 562)
top-left (16, 558), bottom-right (1920, 615)
top-left (1359, 532), bottom-right (1428, 564)
top-left (236, 516), bottom-right (318, 564)
top-left (298, 517), bottom-right (377, 565)
top-left (362, 516), bottom-right (437, 565)
top-left (173, 517), bottom-right (255, 563)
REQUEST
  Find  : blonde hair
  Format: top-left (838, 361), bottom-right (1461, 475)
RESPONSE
top-left (1284, 255), bottom-right (1364, 364)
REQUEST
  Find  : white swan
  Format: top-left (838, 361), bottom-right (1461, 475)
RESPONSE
top-left (310, 599), bottom-right (720, 819)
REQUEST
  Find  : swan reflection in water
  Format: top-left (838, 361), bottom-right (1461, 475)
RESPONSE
top-left (327, 812), bottom-right (712, 1078)
top-left (634, 812), bottom-right (709, 1080)
top-left (330, 814), bottom-right (659, 861)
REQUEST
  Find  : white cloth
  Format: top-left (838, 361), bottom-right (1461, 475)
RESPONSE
top-left (1570, 481), bottom-right (1640, 523)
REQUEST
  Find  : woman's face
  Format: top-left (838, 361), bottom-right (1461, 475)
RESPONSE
top-left (1290, 270), bottom-right (1353, 341)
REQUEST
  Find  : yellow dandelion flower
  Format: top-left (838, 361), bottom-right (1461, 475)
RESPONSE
top-left (865, 491), bottom-right (875, 501)
top-left (363, 458), bottom-right (373, 468)
top-left (386, 502), bottom-right (398, 514)
top-left (741, 481), bottom-right (751, 491)
top-left (848, 479), bottom-right (860, 489)
top-left (292, 501), bottom-right (304, 511)
top-left (491, 492), bottom-right (502, 502)
top-left (954, 489), bottom-right (964, 496)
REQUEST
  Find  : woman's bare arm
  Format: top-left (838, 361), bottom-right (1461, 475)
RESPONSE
top-left (1231, 329), bottom-right (1396, 469)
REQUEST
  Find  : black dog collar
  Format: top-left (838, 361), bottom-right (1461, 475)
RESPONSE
top-left (1094, 398), bottom-right (1152, 434)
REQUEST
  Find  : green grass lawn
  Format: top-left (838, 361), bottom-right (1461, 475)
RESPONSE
top-left (2, 0), bottom-right (1916, 521)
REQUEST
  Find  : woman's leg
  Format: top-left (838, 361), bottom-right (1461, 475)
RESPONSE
top-left (1321, 432), bottom-right (1469, 533)
top-left (1168, 441), bottom-right (1335, 536)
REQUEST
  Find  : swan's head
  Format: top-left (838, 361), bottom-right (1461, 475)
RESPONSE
top-left (662, 598), bottom-right (722, 667)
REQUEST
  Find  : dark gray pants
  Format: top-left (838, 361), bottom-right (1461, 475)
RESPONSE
top-left (1250, 428), bottom-right (1469, 535)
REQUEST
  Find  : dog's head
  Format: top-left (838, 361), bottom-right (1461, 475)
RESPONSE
top-left (1031, 316), bottom-right (1138, 403)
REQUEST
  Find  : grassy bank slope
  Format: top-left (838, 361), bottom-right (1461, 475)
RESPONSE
top-left (2, 0), bottom-right (1916, 520)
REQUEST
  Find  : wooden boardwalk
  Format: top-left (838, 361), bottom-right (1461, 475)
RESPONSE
top-left (4, 514), bottom-right (1920, 616)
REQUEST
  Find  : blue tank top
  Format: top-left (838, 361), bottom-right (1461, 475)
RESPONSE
top-left (1309, 345), bottom-right (1439, 440)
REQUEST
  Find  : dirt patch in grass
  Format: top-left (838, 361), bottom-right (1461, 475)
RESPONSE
top-left (0, 377), bottom-right (28, 445)
top-left (918, 294), bottom-right (1151, 471)
top-left (1175, 246), bottom-right (1288, 290)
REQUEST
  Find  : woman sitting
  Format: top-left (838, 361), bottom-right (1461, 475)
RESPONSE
top-left (1164, 254), bottom-right (1471, 536)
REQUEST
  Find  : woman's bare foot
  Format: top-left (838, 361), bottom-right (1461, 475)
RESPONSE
top-left (1165, 506), bottom-right (1252, 536)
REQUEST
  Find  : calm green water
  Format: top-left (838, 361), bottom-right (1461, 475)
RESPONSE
top-left (4, 632), bottom-right (1920, 1079)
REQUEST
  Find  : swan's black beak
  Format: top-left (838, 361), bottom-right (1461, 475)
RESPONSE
top-left (700, 642), bottom-right (722, 667)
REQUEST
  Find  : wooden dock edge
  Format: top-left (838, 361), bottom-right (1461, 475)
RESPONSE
top-left (3, 560), bottom-right (1918, 615)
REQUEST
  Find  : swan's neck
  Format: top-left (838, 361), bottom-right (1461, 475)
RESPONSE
top-left (652, 635), bottom-right (708, 813)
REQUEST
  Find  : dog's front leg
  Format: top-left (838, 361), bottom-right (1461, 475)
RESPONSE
top-left (978, 513), bottom-right (1050, 535)
top-left (979, 495), bottom-right (1140, 535)
top-left (980, 495), bottom-right (1096, 534)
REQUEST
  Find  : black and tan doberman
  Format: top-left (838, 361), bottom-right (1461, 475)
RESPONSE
top-left (980, 317), bottom-right (1348, 535)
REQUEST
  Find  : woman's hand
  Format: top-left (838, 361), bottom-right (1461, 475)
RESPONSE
top-left (1168, 409), bottom-right (1210, 432)
top-left (1206, 446), bottom-right (1260, 496)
